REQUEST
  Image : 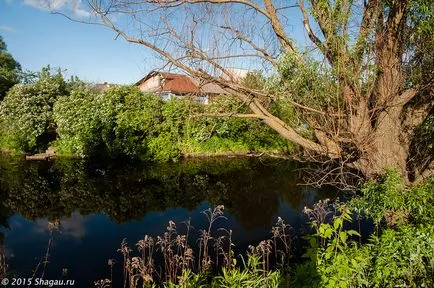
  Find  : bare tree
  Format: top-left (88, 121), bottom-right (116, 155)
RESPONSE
top-left (56, 0), bottom-right (433, 183)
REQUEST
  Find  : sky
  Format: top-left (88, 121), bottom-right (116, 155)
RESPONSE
top-left (0, 0), bottom-right (160, 84)
top-left (0, 0), bottom-right (312, 84)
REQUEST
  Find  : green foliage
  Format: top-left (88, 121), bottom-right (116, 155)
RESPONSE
top-left (182, 136), bottom-right (250, 154)
top-left (265, 53), bottom-right (338, 138)
top-left (163, 269), bottom-right (209, 287)
top-left (0, 68), bottom-right (66, 152)
top-left (184, 95), bottom-right (291, 154)
top-left (51, 89), bottom-right (290, 161)
top-left (0, 35), bottom-right (21, 100)
top-left (300, 205), bottom-right (365, 288)
top-left (53, 89), bottom-right (101, 156)
top-left (408, 0), bottom-right (434, 40)
top-left (241, 72), bottom-right (266, 90)
top-left (294, 172), bottom-right (434, 288)
top-left (273, 54), bottom-right (337, 111)
top-left (114, 90), bottom-right (164, 158)
top-left (147, 133), bottom-right (180, 161)
top-left (1, 73), bottom-right (291, 160)
top-left (368, 225), bottom-right (434, 287)
top-left (405, 0), bottom-right (434, 89)
top-left (351, 169), bottom-right (434, 227)
top-left (159, 255), bottom-right (282, 288)
top-left (213, 255), bottom-right (282, 288)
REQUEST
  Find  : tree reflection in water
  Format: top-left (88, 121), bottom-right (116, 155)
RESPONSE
top-left (0, 155), bottom-right (334, 285)
top-left (0, 156), bottom-right (332, 225)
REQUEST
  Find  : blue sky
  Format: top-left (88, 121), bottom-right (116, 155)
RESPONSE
top-left (0, 0), bottom-right (159, 84)
top-left (0, 0), bottom-right (312, 84)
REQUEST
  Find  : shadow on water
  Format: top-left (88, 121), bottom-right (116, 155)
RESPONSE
top-left (0, 154), bottom-right (335, 286)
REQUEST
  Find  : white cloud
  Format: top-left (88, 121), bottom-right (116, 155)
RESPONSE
top-left (33, 213), bottom-right (88, 240)
top-left (0, 25), bottom-right (16, 32)
top-left (23, 0), bottom-right (91, 18)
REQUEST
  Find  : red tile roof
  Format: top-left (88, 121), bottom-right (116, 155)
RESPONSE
top-left (158, 72), bottom-right (199, 94)
top-left (136, 71), bottom-right (228, 95)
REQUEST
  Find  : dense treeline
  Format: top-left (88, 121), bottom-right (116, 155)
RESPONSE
top-left (0, 69), bottom-right (290, 160)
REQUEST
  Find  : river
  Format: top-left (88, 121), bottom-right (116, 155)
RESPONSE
top-left (0, 155), bottom-right (336, 286)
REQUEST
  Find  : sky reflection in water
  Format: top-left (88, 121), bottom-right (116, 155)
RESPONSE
top-left (0, 156), bottom-right (335, 286)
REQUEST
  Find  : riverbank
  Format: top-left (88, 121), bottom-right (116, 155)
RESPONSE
top-left (7, 147), bottom-right (291, 161)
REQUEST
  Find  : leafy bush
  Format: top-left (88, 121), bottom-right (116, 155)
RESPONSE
top-left (351, 169), bottom-right (434, 227)
top-left (147, 133), bottom-right (180, 162)
top-left (0, 69), bottom-right (66, 152)
top-left (368, 225), bottom-right (434, 287)
top-left (114, 90), bottom-right (164, 158)
top-left (53, 89), bottom-right (101, 156)
top-left (293, 172), bottom-right (434, 288)
top-left (1, 77), bottom-right (292, 160)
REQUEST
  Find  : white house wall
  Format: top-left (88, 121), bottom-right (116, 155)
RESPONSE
top-left (138, 75), bottom-right (161, 93)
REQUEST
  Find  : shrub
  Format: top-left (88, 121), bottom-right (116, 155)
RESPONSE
top-left (293, 172), bottom-right (434, 288)
top-left (146, 133), bottom-right (180, 162)
top-left (53, 89), bottom-right (101, 156)
top-left (351, 169), bottom-right (434, 227)
top-left (0, 70), bottom-right (66, 153)
top-left (1, 80), bottom-right (293, 160)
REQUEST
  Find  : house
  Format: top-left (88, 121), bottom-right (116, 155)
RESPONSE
top-left (220, 68), bottom-right (250, 82)
top-left (89, 82), bottom-right (115, 93)
top-left (135, 71), bottom-right (227, 104)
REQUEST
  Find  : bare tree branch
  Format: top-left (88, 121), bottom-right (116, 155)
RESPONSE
top-left (48, 0), bottom-right (433, 183)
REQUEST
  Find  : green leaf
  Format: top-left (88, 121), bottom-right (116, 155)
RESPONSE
top-left (324, 227), bottom-right (333, 239)
top-left (339, 231), bottom-right (347, 244)
top-left (334, 217), bottom-right (343, 230)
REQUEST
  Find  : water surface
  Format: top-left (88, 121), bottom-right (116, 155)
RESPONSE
top-left (0, 156), bottom-right (335, 286)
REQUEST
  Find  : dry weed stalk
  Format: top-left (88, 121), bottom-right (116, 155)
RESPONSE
top-left (118, 219), bottom-right (197, 286)
top-left (303, 198), bottom-right (337, 247)
top-left (181, 218), bottom-right (194, 270)
top-left (271, 217), bottom-right (292, 265)
top-left (108, 259), bottom-right (115, 288)
top-left (136, 235), bottom-right (155, 283)
top-left (29, 219), bottom-right (60, 286)
top-left (94, 279), bottom-right (111, 288)
top-left (198, 205), bottom-right (226, 271)
top-left (118, 239), bottom-right (132, 288)
top-left (103, 205), bottom-right (295, 287)
top-left (156, 220), bottom-right (177, 282)
top-left (215, 228), bottom-right (234, 270)
top-left (248, 239), bottom-right (273, 275)
top-left (0, 243), bottom-right (6, 279)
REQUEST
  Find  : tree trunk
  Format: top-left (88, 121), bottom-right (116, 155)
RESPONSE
top-left (354, 103), bottom-right (409, 179)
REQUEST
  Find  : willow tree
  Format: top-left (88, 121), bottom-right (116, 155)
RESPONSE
top-left (61, 0), bottom-right (432, 183)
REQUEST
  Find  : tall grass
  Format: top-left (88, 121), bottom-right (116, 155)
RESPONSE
top-left (95, 205), bottom-right (293, 287)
